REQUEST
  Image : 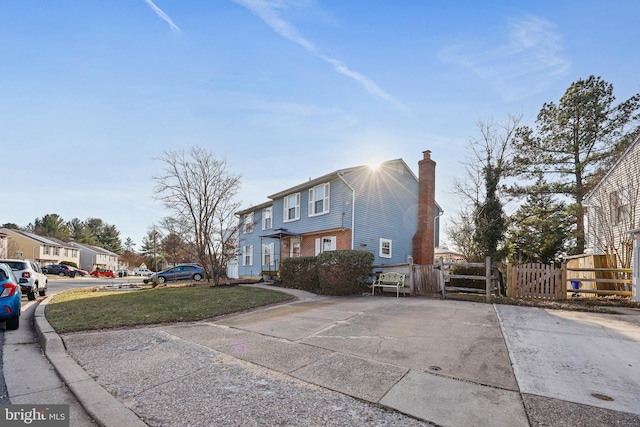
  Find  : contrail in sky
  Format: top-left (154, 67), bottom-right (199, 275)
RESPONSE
top-left (234, 0), bottom-right (406, 110)
top-left (144, 0), bottom-right (180, 31)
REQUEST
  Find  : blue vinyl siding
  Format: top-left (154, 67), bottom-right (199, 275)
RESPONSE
top-left (344, 162), bottom-right (418, 265)
top-left (271, 179), bottom-right (353, 235)
top-left (236, 159), bottom-right (440, 277)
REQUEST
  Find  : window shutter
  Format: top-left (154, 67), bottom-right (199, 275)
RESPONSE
top-left (309, 188), bottom-right (314, 215)
top-left (315, 238), bottom-right (321, 256)
top-left (324, 183), bottom-right (330, 213)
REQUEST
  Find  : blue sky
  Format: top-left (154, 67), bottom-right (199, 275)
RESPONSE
top-left (2, 1), bottom-right (639, 249)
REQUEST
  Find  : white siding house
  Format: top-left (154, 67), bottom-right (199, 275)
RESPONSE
top-left (585, 135), bottom-right (640, 268)
top-left (585, 135), bottom-right (640, 300)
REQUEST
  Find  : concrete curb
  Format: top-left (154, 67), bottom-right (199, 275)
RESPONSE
top-left (34, 298), bottom-right (148, 427)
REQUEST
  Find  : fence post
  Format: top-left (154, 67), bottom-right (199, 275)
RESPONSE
top-left (485, 256), bottom-right (491, 303)
top-left (560, 262), bottom-right (567, 300)
top-left (439, 257), bottom-right (445, 298)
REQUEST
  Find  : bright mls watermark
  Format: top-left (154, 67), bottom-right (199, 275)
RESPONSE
top-left (1, 405), bottom-right (69, 426)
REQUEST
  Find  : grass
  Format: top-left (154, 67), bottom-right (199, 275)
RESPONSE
top-left (45, 283), bottom-right (295, 333)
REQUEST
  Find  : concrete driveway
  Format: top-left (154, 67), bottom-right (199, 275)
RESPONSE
top-left (54, 285), bottom-right (640, 426)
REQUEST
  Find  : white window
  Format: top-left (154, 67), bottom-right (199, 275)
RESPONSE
top-left (309, 183), bottom-right (330, 216)
top-left (262, 206), bottom-right (272, 230)
top-left (380, 238), bottom-right (392, 258)
top-left (284, 193), bottom-right (300, 222)
top-left (262, 242), bottom-right (274, 266)
top-left (315, 236), bottom-right (336, 255)
top-left (610, 188), bottom-right (631, 225)
top-left (244, 212), bottom-right (254, 234)
top-left (242, 245), bottom-right (253, 266)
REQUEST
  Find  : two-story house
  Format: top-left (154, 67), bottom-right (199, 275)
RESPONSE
top-left (0, 228), bottom-right (81, 266)
top-left (236, 151), bottom-right (441, 280)
top-left (67, 242), bottom-right (120, 272)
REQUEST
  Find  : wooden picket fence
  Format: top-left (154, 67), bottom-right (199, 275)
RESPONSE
top-left (506, 263), bottom-right (566, 300)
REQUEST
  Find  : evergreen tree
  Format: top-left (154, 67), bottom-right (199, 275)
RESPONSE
top-left (506, 177), bottom-right (572, 263)
top-left (512, 76), bottom-right (640, 254)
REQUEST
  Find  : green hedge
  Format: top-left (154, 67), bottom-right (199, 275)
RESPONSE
top-left (279, 256), bottom-right (318, 292)
top-left (280, 250), bottom-right (374, 296)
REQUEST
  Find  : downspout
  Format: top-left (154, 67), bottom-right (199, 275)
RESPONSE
top-left (337, 172), bottom-right (355, 249)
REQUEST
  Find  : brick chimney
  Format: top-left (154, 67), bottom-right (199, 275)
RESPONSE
top-left (412, 150), bottom-right (436, 265)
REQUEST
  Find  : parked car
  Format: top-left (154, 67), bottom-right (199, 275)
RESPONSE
top-left (116, 269), bottom-right (134, 277)
top-left (133, 268), bottom-right (153, 277)
top-left (70, 267), bottom-right (89, 277)
top-left (150, 264), bottom-right (204, 284)
top-left (42, 264), bottom-right (73, 276)
top-left (0, 259), bottom-right (47, 300)
top-left (0, 263), bottom-right (21, 330)
top-left (90, 269), bottom-right (117, 278)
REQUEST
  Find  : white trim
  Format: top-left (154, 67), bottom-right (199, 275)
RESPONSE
top-left (243, 212), bottom-right (254, 234)
top-left (308, 183), bottom-right (330, 217)
top-left (261, 242), bottom-right (274, 266)
top-left (380, 238), bottom-right (392, 258)
top-left (315, 236), bottom-right (336, 255)
top-left (283, 193), bottom-right (300, 223)
top-left (242, 245), bottom-right (253, 266)
top-left (262, 206), bottom-right (272, 230)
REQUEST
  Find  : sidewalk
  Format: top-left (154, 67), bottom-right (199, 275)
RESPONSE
top-left (34, 284), bottom-right (640, 426)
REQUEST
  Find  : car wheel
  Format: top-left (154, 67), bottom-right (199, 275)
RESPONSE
top-left (58, 272), bottom-right (65, 277)
top-left (158, 276), bottom-right (166, 284)
top-left (193, 273), bottom-right (203, 281)
top-left (27, 288), bottom-right (37, 301)
top-left (39, 287), bottom-right (47, 297)
top-left (6, 315), bottom-right (19, 330)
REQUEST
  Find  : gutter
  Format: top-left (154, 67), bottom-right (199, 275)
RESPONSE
top-left (337, 172), bottom-right (355, 250)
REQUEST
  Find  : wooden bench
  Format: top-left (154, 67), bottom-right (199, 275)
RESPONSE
top-left (371, 272), bottom-right (406, 297)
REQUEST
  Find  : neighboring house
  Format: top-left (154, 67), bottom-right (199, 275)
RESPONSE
top-left (68, 241), bottom-right (119, 272)
top-left (0, 228), bottom-right (81, 266)
top-left (435, 246), bottom-right (466, 263)
top-left (236, 151), bottom-right (441, 279)
top-left (585, 135), bottom-right (640, 268)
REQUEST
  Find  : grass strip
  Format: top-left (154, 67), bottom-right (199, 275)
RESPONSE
top-left (45, 284), bottom-right (295, 333)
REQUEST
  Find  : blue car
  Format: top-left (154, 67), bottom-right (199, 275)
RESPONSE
top-left (0, 263), bottom-right (21, 330)
top-left (150, 264), bottom-right (205, 284)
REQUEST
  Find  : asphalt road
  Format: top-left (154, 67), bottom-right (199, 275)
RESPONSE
top-left (0, 275), bottom-right (146, 424)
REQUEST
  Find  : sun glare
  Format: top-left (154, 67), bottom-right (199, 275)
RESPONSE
top-left (367, 161), bottom-right (382, 171)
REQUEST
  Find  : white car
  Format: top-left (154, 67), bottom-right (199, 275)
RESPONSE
top-left (133, 268), bottom-right (153, 277)
top-left (0, 259), bottom-right (47, 300)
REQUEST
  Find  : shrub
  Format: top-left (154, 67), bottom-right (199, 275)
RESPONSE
top-left (60, 261), bottom-right (79, 268)
top-left (317, 250), bottom-right (374, 295)
top-left (280, 250), bottom-right (374, 296)
top-left (280, 256), bottom-right (318, 293)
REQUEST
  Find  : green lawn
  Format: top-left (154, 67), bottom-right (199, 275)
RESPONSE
top-left (45, 284), bottom-right (295, 333)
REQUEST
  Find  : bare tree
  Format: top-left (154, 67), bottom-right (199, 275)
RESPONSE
top-left (446, 207), bottom-right (481, 262)
top-left (153, 146), bottom-right (242, 285)
top-left (450, 114), bottom-right (522, 261)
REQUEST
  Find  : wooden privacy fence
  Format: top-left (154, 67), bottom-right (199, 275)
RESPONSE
top-left (412, 264), bottom-right (440, 296)
top-left (565, 267), bottom-right (632, 297)
top-left (506, 263), bottom-right (633, 300)
top-left (506, 263), bottom-right (565, 300)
